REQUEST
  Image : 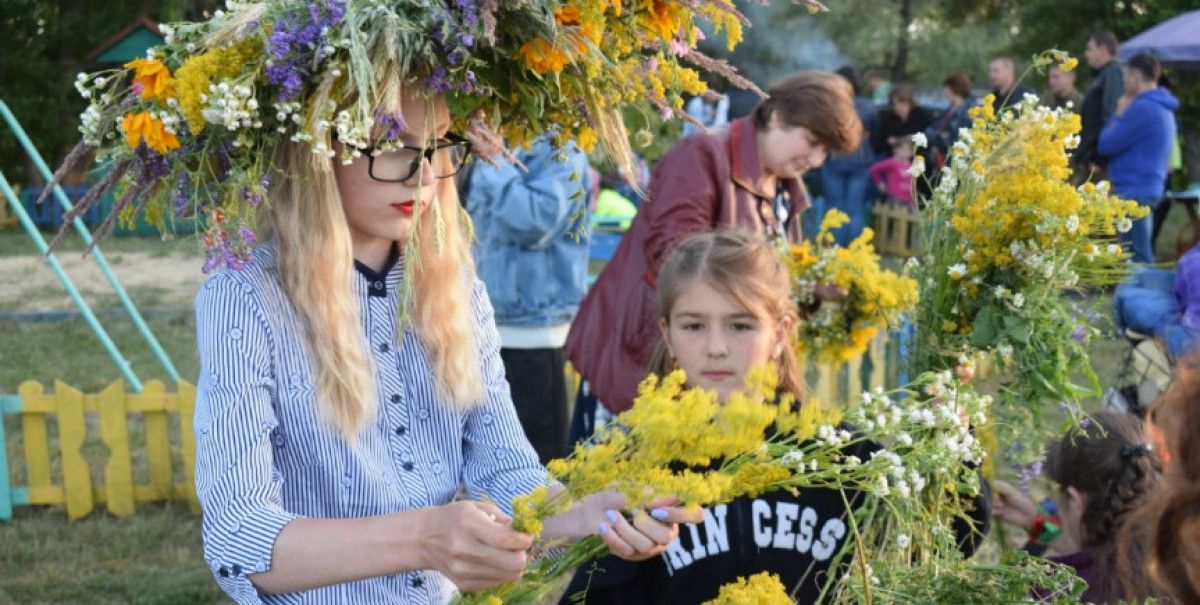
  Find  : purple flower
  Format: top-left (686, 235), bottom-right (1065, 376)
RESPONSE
top-left (1071, 326), bottom-right (1088, 343)
top-left (427, 67), bottom-right (452, 93)
top-left (266, 1), bottom-right (346, 101)
top-left (172, 172), bottom-right (190, 215)
top-left (239, 225), bottom-right (258, 246)
top-left (374, 109), bottom-right (406, 142)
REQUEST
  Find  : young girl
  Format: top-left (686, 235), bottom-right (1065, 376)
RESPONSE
top-left (993, 411), bottom-right (1163, 603)
top-left (868, 137), bottom-right (915, 207)
top-left (560, 230), bottom-right (876, 604)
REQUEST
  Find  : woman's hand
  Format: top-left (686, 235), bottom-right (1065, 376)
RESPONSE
top-left (992, 480), bottom-right (1038, 529)
top-left (416, 501), bottom-right (533, 592)
top-left (542, 491), bottom-right (703, 561)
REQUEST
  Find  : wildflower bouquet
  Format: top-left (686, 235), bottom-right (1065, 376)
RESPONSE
top-left (456, 365), bottom-right (844, 604)
top-left (823, 370), bottom-right (1084, 604)
top-left (786, 209), bottom-right (919, 364)
top-left (908, 51), bottom-right (1148, 463)
top-left (463, 366), bottom-right (1077, 603)
top-left (48, 0), bottom-right (822, 271)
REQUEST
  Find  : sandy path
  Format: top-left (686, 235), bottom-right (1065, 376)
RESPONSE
top-left (0, 250), bottom-right (207, 312)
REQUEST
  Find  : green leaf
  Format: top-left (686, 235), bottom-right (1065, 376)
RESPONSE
top-left (970, 306), bottom-right (998, 348)
top-left (1003, 315), bottom-right (1032, 344)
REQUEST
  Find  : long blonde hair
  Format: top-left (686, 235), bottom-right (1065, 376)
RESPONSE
top-left (647, 230), bottom-right (805, 399)
top-left (263, 138), bottom-right (483, 440)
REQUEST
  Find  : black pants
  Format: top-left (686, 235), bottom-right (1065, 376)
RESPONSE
top-left (500, 347), bottom-right (569, 464)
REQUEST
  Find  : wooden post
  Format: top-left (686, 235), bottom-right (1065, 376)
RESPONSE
top-left (18, 382), bottom-right (53, 505)
top-left (139, 381), bottom-right (174, 501)
top-left (98, 380), bottom-right (135, 517)
top-left (176, 380), bottom-right (200, 514)
top-left (54, 381), bottom-right (94, 520)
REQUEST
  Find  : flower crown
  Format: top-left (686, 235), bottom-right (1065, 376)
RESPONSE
top-left (46, 0), bottom-right (826, 271)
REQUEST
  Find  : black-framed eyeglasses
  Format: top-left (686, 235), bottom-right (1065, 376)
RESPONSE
top-left (355, 133), bottom-right (473, 183)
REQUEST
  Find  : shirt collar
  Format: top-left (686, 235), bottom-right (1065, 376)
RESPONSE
top-left (353, 242), bottom-right (402, 298)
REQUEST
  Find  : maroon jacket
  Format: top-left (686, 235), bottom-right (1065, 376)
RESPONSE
top-left (564, 117), bottom-right (808, 413)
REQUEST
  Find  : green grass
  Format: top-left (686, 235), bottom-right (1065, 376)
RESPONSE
top-left (0, 311), bottom-right (198, 393)
top-left (0, 504), bottom-right (223, 604)
top-left (0, 229), bottom-right (198, 258)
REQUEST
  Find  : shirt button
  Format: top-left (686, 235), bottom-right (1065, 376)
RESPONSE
top-left (231, 564), bottom-right (242, 576)
top-left (373, 281), bottom-right (384, 290)
top-left (271, 429), bottom-right (286, 448)
top-left (409, 576), bottom-right (424, 588)
top-left (341, 474), bottom-right (353, 487)
top-left (418, 408), bottom-right (431, 420)
top-left (481, 412), bottom-right (495, 426)
top-left (402, 462), bottom-right (415, 472)
top-left (431, 461), bottom-right (443, 474)
top-left (378, 342), bottom-right (390, 353)
top-left (394, 425), bottom-right (407, 436)
top-left (390, 394), bottom-right (401, 404)
top-left (218, 566), bottom-right (230, 578)
top-left (227, 327), bottom-right (243, 340)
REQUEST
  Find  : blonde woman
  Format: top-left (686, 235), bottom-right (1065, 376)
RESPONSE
top-left (192, 85), bottom-right (701, 602)
top-left (47, 2), bottom-right (772, 602)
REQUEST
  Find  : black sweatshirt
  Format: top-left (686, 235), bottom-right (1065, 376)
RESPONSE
top-left (559, 439), bottom-right (991, 605)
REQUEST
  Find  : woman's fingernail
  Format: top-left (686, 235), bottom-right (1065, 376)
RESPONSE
top-left (605, 510), bottom-right (621, 524)
top-left (598, 522), bottom-right (609, 534)
top-left (650, 508), bottom-right (670, 521)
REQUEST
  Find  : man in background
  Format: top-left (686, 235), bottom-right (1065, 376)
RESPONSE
top-left (1077, 31), bottom-right (1125, 181)
top-left (1043, 62), bottom-right (1083, 111)
top-left (988, 56), bottom-right (1037, 112)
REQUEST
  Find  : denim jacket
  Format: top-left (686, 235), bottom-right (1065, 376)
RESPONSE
top-left (466, 138), bottom-right (592, 327)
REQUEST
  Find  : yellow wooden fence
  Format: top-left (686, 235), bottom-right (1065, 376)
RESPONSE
top-left (0, 380), bottom-right (199, 521)
top-left (2, 333), bottom-right (900, 521)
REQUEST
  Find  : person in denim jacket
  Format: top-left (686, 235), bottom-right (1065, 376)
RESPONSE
top-left (466, 137), bottom-right (593, 462)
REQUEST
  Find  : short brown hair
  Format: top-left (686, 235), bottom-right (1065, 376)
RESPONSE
top-left (753, 70), bottom-right (862, 153)
top-left (887, 83), bottom-right (916, 106)
top-left (1089, 31), bottom-right (1120, 56)
top-left (1126, 53), bottom-right (1162, 84)
top-left (942, 72), bottom-right (972, 99)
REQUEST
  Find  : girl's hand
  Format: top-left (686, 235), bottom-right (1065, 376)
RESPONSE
top-left (991, 480), bottom-right (1038, 529)
top-left (416, 501), bottom-right (533, 592)
top-left (544, 491), bottom-right (702, 561)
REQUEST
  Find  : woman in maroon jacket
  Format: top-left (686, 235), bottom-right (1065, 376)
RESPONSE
top-left (564, 71), bottom-right (861, 441)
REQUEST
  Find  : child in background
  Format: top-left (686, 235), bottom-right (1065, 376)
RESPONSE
top-left (993, 412), bottom-right (1163, 603)
top-left (869, 137), bottom-right (915, 207)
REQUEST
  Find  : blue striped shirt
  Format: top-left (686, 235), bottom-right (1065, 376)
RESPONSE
top-left (193, 243), bottom-right (547, 604)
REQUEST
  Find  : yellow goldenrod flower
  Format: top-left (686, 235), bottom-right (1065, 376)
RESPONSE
top-left (704, 572), bottom-right (792, 605)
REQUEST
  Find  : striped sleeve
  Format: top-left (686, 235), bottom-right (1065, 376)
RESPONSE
top-left (460, 279), bottom-right (549, 513)
top-left (193, 272), bottom-right (300, 605)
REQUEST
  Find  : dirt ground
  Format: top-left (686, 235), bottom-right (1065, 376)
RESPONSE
top-left (0, 249), bottom-right (206, 313)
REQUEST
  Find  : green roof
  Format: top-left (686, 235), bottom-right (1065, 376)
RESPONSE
top-left (94, 26), bottom-right (164, 65)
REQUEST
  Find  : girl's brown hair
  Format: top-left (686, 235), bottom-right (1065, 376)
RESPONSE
top-left (1121, 354), bottom-right (1200, 602)
top-left (1045, 412), bottom-right (1162, 602)
top-left (647, 230), bottom-right (804, 399)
